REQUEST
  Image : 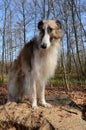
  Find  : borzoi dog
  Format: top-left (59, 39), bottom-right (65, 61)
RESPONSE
top-left (8, 19), bottom-right (62, 109)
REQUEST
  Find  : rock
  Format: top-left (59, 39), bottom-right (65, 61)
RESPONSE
top-left (0, 94), bottom-right (86, 130)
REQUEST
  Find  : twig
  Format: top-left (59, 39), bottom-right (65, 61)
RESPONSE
top-left (61, 107), bottom-right (78, 115)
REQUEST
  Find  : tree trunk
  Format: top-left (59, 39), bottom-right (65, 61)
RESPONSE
top-left (2, 2), bottom-right (7, 82)
top-left (71, 0), bottom-right (84, 77)
top-left (22, 1), bottom-right (26, 44)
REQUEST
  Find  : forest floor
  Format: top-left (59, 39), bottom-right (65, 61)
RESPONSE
top-left (0, 84), bottom-right (86, 130)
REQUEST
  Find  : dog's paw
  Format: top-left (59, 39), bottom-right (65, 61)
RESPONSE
top-left (43, 102), bottom-right (52, 108)
top-left (32, 103), bottom-right (38, 109)
top-left (40, 102), bottom-right (52, 108)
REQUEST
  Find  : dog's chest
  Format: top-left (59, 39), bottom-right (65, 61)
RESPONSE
top-left (34, 48), bottom-right (58, 80)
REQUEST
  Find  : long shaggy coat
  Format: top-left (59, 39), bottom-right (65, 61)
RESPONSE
top-left (8, 19), bottom-right (62, 109)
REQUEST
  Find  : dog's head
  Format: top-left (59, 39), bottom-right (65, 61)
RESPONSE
top-left (38, 19), bottom-right (62, 49)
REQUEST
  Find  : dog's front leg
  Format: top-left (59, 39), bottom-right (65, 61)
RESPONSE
top-left (37, 81), bottom-right (52, 108)
top-left (29, 78), bottom-right (37, 109)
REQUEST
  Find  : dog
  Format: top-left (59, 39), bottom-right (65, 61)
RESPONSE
top-left (8, 19), bottom-right (62, 109)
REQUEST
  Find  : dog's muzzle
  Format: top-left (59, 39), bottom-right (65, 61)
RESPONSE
top-left (41, 43), bottom-right (47, 49)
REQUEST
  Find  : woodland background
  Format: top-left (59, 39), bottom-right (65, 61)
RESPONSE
top-left (0, 0), bottom-right (86, 89)
top-left (0, 1), bottom-right (86, 129)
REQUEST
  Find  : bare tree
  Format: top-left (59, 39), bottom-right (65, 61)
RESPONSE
top-left (0, 0), bottom-right (86, 84)
top-left (63, 0), bottom-right (71, 73)
top-left (13, 0), bottom-right (33, 44)
top-left (70, 0), bottom-right (85, 76)
top-left (1, 0), bottom-right (10, 82)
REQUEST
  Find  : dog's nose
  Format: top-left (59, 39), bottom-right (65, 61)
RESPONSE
top-left (41, 43), bottom-right (47, 49)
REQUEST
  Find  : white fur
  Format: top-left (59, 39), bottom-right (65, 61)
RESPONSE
top-left (41, 24), bottom-right (51, 49)
top-left (25, 40), bottom-right (61, 108)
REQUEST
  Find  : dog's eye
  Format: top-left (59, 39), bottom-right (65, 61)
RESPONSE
top-left (47, 27), bottom-right (53, 33)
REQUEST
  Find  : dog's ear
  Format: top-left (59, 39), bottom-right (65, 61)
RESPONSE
top-left (56, 20), bottom-right (62, 29)
top-left (38, 20), bottom-right (43, 30)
